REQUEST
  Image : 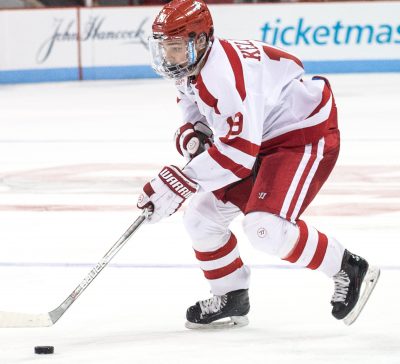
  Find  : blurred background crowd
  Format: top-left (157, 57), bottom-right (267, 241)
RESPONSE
top-left (0, 0), bottom-right (391, 9)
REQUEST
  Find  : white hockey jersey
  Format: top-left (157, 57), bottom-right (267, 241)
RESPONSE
top-left (177, 38), bottom-right (335, 192)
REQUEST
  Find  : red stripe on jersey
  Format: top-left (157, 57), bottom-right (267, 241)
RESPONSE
top-left (260, 101), bottom-right (337, 153)
top-left (219, 136), bottom-right (260, 157)
top-left (306, 82), bottom-right (331, 119)
top-left (203, 258), bottom-right (244, 280)
top-left (283, 220), bottom-right (308, 263)
top-left (195, 74), bottom-right (220, 114)
top-left (219, 39), bottom-right (246, 101)
top-left (263, 45), bottom-right (304, 68)
top-left (307, 231), bottom-right (328, 270)
top-left (285, 143), bottom-right (318, 220)
top-left (208, 146), bottom-right (252, 179)
top-left (194, 233), bottom-right (237, 261)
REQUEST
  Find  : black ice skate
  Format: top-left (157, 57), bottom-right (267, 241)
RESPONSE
top-left (185, 289), bottom-right (250, 329)
top-left (331, 249), bottom-right (380, 326)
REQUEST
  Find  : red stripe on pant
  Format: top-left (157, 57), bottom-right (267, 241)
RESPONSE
top-left (194, 233), bottom-right (237, 261)
top-left (285, 143), bottom-right (318, 220)
top-left (203, 258), bottom-right (244, 280)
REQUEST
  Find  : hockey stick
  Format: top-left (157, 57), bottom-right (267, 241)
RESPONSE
top-left (0, 209), bottom-right (151, 328)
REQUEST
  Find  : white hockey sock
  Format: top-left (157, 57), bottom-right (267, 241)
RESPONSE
top-left (193, 232), bottom-right (250, 295)
top-left (282, 220), bottom-right (345, 277)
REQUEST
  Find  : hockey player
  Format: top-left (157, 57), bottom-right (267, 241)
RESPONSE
top-left (137, 0), bottom-right (380, 328)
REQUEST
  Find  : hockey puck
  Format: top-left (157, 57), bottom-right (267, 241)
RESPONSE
top-left (34, 346), bottom-right (54, 354)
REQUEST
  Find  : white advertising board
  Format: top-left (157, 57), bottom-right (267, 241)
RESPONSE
top-left (0, 2), bottom-right (399, 84)
top-left (211, 2), bottom-right (400, 61)
top-left (78, 7), bottom-right (159, 79)
top-left (0, 9), bottom-right (78, 70)
top-left (79, 7), bottom-right (158, 66)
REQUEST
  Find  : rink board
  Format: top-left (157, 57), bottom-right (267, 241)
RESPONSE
top-left (0, 2), bottom-right (400, 82)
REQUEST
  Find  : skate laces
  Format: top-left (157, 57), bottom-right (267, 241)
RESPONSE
top-left (199, 295), bottom-right (227, 316)
top-left (332, 270), bottom-right (351, 303)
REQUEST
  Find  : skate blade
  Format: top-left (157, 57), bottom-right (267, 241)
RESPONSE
top-left (343, 266), bottom-right (380, 326)
top-left (185, 315), bottom-right (249, 330)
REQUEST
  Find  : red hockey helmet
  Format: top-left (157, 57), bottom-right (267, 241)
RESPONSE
top-left (152, 0), bottom-right (213, 39)
top-left (149, 0), bottom-right (214, 80)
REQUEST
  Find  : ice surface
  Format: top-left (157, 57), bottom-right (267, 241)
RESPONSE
top-left (0, 74), bottom-right (399, 363)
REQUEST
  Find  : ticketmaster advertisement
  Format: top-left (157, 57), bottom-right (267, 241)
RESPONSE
top-left (0, 1), bottom-right (399, 83)
top-left (213, 1), bottom-right (400, 73)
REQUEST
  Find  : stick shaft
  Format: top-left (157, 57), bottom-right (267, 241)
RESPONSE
top-left (48, 210), bottom-right (148, 324)
top-left (0, 210), bottom-right (150, 328)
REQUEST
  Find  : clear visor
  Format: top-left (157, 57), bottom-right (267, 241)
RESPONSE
top-left (148, 36), bottom-right (197, 80)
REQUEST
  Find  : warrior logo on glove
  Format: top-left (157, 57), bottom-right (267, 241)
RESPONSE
top-left (137, 165), bottom-right (198, 224)
top-left (159, 167), bottom-right (196, 199)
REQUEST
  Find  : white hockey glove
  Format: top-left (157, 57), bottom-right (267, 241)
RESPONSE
top-left (174, 121), bottom-right (213, 161)
top-left (137, 165), bottom-right (198, 224)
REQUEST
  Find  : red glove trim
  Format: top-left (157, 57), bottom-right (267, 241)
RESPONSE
top-left (175, 123), bottom-right (195, 156)
top-left (143, 182), bottom-right (155, 197)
